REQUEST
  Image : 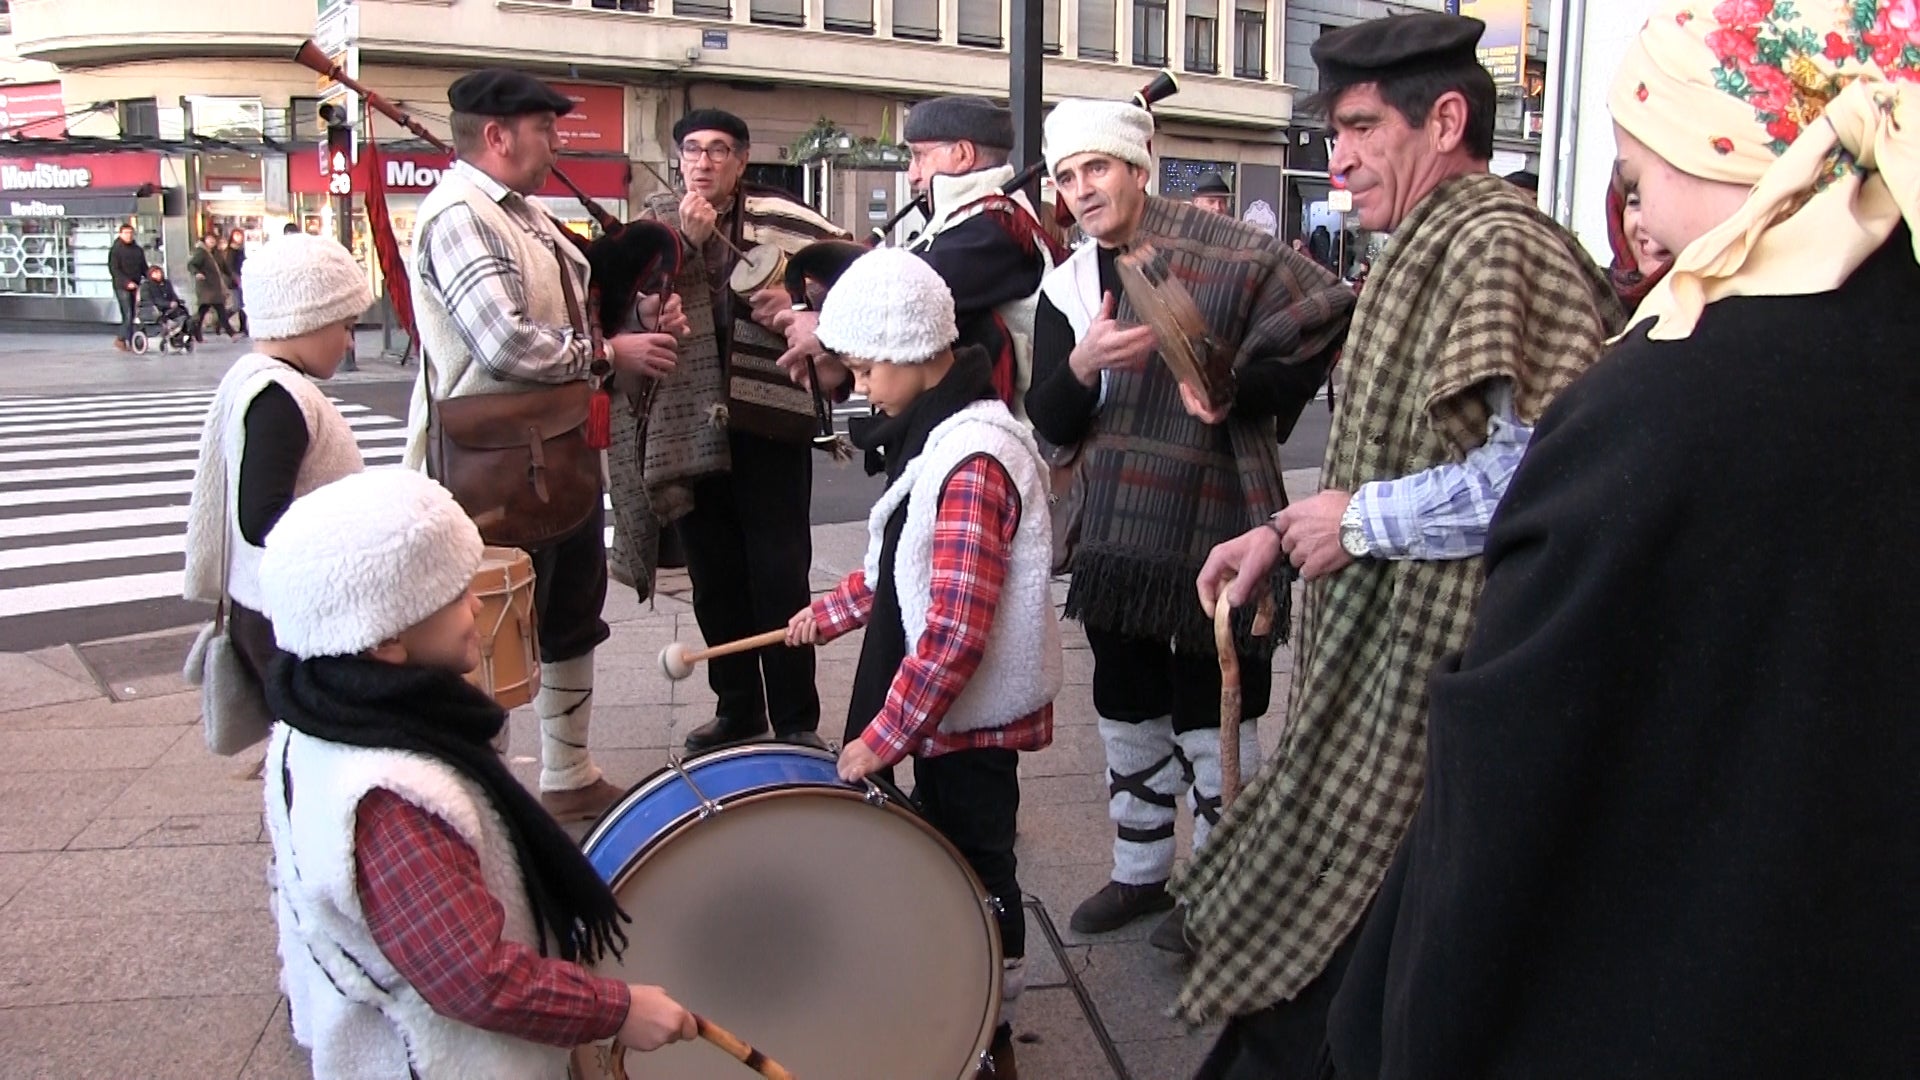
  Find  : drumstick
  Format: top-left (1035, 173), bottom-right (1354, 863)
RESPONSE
top-left (636, 157), bottom-right (750, 260)
top-left (658, 628), bottom-right (792, 681)
top-left (696, 1013), bottom-right (797, 1080)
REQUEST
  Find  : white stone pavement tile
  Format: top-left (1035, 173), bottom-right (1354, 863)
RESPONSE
top-left (239, 996), bottom-right (312, 1080)
top-left (0, 723), bottom-right (185, 773)
top-left (5, 844), bottom-right (271, 920)
top-left (65, 813), bottom-right (264, 851)
top-left (0, 769), bottom-right (142, 854)
top-left (0, 852), bottom-right (54, 913)
top-left (0, 690), bottom-right (200, 733)
top-left (0, 653), bottom-right (102, 714)
top-left (0, 911), bottom-right (279, 1008)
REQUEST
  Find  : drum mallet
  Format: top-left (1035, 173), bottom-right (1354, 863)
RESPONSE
top-left (585, 1015), bottom-right (796, 1080)
top-left (658, 628), bottom-right (792, 682)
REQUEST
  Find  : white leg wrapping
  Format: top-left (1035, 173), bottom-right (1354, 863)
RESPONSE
top-left (1099, 714), bottom-right (1182, 886)
top-left (536, 653), bottom-right (602, 793)
top-left (1177, 724), bottom-right (1260, 853)
top-left (997, 956), bottom-right (1026, 1028)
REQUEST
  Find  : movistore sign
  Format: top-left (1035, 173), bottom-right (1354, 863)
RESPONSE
top-left (383, 158), bottom-right (450, 190)
top-left (0, 162), bottom-right (93, 191)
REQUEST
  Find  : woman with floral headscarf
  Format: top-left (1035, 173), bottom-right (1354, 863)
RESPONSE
top-left (1319, 3), bottom-right (1919, 1078)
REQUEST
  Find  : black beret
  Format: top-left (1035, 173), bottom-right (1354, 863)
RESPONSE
top-left (1193, 171), bottom-right (1232, 197)
top-left (904, 96), bottom-right (1015, 150)
top-left (672, 109), bottom-right (751, 146)
top-left (1503, 170), bottom-right (1539, 192)
top-left (1310, 13), bottom-right (1485, 91)
top-left (448, 69), bottom-right (574, 118)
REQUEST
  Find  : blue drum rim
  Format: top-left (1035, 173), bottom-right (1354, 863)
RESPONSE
top-left (578, 744), bottom-right (1003, 1079)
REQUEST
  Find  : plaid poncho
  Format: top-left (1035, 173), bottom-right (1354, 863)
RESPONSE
top-left (1059, 196), bottom-right (1353, 654)
top-left (1173, 172), bottom-right (1625, 1023)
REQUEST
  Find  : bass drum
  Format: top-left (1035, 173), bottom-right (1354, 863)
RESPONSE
top-left (575, 744), bottom-right (1001, 1080)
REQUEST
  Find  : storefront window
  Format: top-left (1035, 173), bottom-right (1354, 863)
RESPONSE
top-left (0, 214), bottom-right (164, 298)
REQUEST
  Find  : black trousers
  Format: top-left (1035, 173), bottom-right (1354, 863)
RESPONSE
top-left (1085, 626), bottom-right (1274, 732)
top-left (529, 500), bottom-right (611, 664)
top-left (195, 302), bottom-right (234, 339)
top-left (115, 287), bottom-right (138, 343)
top-left (674, 431), bottom-right (819, 735)
top-left (913, 747), bottom-right (1024, 960)
top-left (1192, 914), bottom-right (1364, 1080)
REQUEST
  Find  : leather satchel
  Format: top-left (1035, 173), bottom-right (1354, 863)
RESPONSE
top-left (424, 225), bottom-right (602, 551)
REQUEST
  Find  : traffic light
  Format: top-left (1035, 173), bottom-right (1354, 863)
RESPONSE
top-left (320, 102), bottom-right (355, 195)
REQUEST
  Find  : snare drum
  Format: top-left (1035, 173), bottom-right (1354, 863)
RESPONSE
top-left (574, 744), bottom-right (1002, 1080)
top-left (467, 546), bottom-right (539, 711)
top-left (727, 244), bottom-right (790, 304)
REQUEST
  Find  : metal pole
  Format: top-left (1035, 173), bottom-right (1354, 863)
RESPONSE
top-left (335, 189), bottom-right (359, 372)
top-left (1009, 0), bottom-right (1045, 204)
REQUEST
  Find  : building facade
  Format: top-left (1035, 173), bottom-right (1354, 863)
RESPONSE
top-left (1, 0), bottom-right (1310, 326)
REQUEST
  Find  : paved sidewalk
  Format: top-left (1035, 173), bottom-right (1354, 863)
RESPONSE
top-left (0, 484), bottom-right (1315, 1079)
top-left (0, 329), bottom-right (416, 398)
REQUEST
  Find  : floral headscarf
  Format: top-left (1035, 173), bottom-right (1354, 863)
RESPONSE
top-left (1610, 0), bottom-right (1920, 339)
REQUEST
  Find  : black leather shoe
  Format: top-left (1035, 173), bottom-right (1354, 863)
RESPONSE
top-left (683, 715), bottom-right (769, 754)
top-left (1069, 880), bottom-right (1174, 934)
top-left (776, 730), bottom-right (827, 751)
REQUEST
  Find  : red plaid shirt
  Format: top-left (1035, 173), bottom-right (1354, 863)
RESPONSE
top-left (353, 788), bottom-right (630, 1046)
top-left (812, 453), bottom-right (1054, 766)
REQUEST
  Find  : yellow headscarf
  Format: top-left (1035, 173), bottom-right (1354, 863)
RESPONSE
top-left (1609, 0), bottom-right (1920, 339)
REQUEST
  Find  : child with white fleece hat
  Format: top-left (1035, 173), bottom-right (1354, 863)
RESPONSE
top-left (783, 247), bottom-right (1061, 1080)
top-left (256, 469), bottom-right (696, 1078)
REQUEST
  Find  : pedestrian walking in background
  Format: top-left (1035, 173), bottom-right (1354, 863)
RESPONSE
top-left (224, 227), bottom-right (251, 337)
top-left (188, 231), bottom-right (237, 341)
top-left (107, 224), bottom-right (148, 352)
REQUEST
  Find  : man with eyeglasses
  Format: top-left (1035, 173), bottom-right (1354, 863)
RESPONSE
top-left (643, 108), bottom-right (849, 755)
top-left (759, 96), bottom-right (1066, 424)
top-left (403, 69), bottom-right (684, 823)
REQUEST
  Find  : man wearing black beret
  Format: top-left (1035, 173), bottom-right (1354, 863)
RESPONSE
top-left (1173, 13), bottom-right (1625, 1076)
top-left (641, 108), bottom-right (849, 755)
top-left (761, 95), bottom-right (1067, 429)
top-left (1192, 171), bottom-right (1233, 216)
top-left (404, 67), bottom-right (683, 822)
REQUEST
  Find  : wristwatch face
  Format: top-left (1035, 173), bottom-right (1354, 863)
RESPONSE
top-left (1340, 518), bottom-right (1368, 558)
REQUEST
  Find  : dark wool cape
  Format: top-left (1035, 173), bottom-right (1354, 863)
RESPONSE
top-left (1327, 229), bottom-right (1920, 1079)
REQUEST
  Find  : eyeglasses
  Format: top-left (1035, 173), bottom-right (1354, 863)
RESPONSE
top-left (680, 142), bottom-right (738, 163)
top-left (907, 142), bottom-right (958, 166)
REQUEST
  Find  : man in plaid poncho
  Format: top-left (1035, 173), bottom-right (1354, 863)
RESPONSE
top-left (1177, 13), bottom-right (1624, 1076)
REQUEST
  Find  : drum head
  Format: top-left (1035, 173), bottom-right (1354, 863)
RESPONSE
top-left (728, 244), bottom-right (786, 296)
top-left (593, 787), bottom-right (1000, 1079)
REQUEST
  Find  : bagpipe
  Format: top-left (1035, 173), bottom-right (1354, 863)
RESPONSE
top-left (292, 42), bottom-right (682, 344)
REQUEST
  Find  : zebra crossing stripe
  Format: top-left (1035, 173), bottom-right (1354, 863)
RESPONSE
top-left (0, 403), bottom-right (377, 437)
top-left (0, 427), bottom-right (405, 466)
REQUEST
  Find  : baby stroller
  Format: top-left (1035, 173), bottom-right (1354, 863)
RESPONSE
top-left (131, 300), bottom-right (195, 355)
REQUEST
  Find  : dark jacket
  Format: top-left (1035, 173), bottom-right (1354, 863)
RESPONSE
top-left (187, 245), bottom-right (230, 306)
top-left (139, 277), bottom-right (183, 314)
top-left (108, 239), bottom-right (148, 290)
top-left (1327, 227), bottom-right (1920, 1080)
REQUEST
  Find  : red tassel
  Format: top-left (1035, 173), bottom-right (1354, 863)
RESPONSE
top-left (586, 387), bottom-right (612, 450)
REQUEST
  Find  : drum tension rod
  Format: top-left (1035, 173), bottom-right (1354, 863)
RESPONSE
top-left (667, 756), bottom-right (724, 820)
top-left (859, 780), bottom-right (890, 807)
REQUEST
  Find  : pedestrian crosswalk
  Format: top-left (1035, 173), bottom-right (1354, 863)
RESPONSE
top-left (0, 387), bottom-right (408, 624)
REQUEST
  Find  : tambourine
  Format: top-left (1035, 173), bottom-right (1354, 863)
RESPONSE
top-left (1115, 243), bottom-right (1234, 413)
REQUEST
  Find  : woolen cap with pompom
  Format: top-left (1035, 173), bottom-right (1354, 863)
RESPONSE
top-left (814, 249), bottom-right (958, 364)
top-left (259, 470), bottom-right (484, 659)
top-left (243, 234), bottom-right (374, 342)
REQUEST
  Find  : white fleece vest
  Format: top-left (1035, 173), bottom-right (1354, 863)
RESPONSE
top-left (263, 725), bottom-right (568, 1080)
top-left (404, 165), bottom-right (590, 470)
top-left (864, 400), bottom-right (1062, 732)
top-left (910, 167), bottom-right (1055, 423)
top-left (182, 353), bottom-right (363, 612)
top-left (1038, 240), bottom-right (1102, 340)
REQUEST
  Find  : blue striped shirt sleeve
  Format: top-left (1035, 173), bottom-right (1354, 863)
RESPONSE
top-left (1350, 381), bottom-right (1530, 561)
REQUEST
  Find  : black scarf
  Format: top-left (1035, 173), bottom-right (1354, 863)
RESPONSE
top-left (842, 347), bottom-right (997, 744)
top-left (266, 655), bottom-right (628, 964)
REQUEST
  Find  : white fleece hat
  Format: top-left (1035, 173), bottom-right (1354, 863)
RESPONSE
top-left (260, 470), bottom-right (484, 659)
top-left (1043, 99), bottom-right (1155, 176)
top-left (243, 234), bottom-right (374, 342)
top-left (815, 249), bottom-right (958, 364)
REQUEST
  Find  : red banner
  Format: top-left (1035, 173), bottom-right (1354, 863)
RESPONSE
top-left (552, 83), bottom-right (626, 153)
top-left (0, 82), bottom-right (68, 139)
top-left (0, 151), bottom-right (163, 192)
top-left (362, 139), bottom-right (416, 346)
top-left (289, 148), bottom-right (630, 200)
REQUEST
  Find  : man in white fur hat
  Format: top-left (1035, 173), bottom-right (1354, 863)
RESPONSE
top-left (1024, 97), bottom-right (1354, 950)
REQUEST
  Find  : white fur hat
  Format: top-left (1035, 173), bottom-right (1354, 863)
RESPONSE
top-left (815, 249), bottom-right (958, 364)
top-left (1044, 99), bottom-right (1155, 176)
top-left (260, 470), bottom-right (484, 659)
top-left (243, 234), bottom-right (374, 342)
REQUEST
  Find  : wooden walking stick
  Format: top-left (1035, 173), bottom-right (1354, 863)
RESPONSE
top-left (1215, 574), bottom-right (1278, 810)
